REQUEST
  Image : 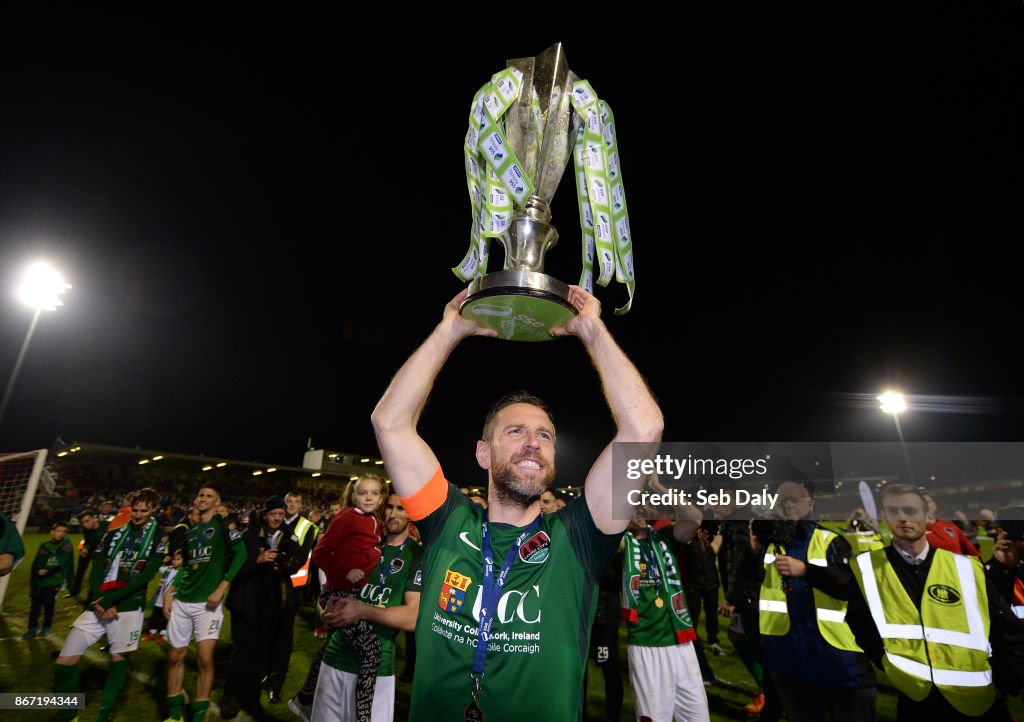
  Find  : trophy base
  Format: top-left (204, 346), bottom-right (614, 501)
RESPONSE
top-left (460, 270), bottom-right (577, 342)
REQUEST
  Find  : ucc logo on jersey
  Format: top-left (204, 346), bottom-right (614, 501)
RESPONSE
top-left (470, 583), bottom-right (542, 624)
top-left (388, 558), bottom-right (405, 574)
top-left (519, 531), bottom-right (550, 564)
top-left (438, 568), bottom-right (472, 614)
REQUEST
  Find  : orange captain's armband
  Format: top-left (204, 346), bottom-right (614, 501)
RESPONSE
top-left (400, 466), bottom-right (448, 521)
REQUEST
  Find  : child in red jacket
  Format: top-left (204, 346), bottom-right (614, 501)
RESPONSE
top-left (313, 476), bottom-right (384, 588)
top-left (304, 475), bottom-right (386, 717)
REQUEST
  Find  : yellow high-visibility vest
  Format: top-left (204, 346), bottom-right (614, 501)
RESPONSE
top-left (845, 528), bottom-right (885, 552)
top-left (289, 516), bottom-right (319, 588)
top-left (851, 547), bottom-right (995, 717)
top-left (759, 528), bottom-right (861, 652)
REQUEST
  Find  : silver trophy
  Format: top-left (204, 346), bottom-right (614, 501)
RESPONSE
top-left (459, 43), bottom-right (583, 342)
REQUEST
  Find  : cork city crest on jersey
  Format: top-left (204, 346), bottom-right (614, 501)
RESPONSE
top-left (670, 591), bottom-right (693, 625)
top-left (438, 568), bottom-right (472, 614)
top-left (519, 530), bottom-right (550, 564)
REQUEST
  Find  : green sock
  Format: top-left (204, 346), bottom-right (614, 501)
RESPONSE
top-left (96, 659), bottom-right (128, 720)
top-left (53, 664), bottom-right (79, 722)
top-left (192, 700), bottom-right (209, 722)
top-left (166, 692), bottom-right (184, 721)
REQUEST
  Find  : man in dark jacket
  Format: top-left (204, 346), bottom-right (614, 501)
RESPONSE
top-left (221, 496), bottom-right (304, 719)
top-left (716, 496), bottom-right (772, 717)
top-left (986, 506), bottom-right (1023, 630)
top-left (683, 520), bottom-right (723, 655)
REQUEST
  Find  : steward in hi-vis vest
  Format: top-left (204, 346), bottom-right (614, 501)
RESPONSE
top-left (843, 484), bottom-right (1024, 722)
top-left (759, 481), bottom-right (877, 722)
top-left (288, 513), bottom-right (319, 587)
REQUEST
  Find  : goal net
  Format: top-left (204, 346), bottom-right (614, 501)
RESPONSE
top-left (0, 449), bottom-right (50, 609)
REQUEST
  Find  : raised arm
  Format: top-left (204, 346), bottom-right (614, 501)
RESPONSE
top-left (371, 289), bottom-right (496, 497)
top-left (552, 286), bottom-right (664, 534)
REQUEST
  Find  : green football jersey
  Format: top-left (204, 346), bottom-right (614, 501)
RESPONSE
top-left (322, 539), bottom-right (424, 676)
top-left (409, 484), bottom-right (620, 722)
top-left (0, 512), bottom-right (25, 570)
top-left (174, 514), bottom-right (246, 603)
top-left (622, 525), bottom-right (695, 647)
top-left (31, 538), bottom-right (75, 589)
top-left (90, 520), bottom-right (165, 612)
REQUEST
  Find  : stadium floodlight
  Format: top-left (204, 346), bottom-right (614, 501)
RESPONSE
top-left (0, 262), bottom-right (72, 431)
top-left (16, 261), bottom-right (71, 311)
top-left (877, 390), bottom-right (907, 414)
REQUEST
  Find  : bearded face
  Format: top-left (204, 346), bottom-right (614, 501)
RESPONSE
top-left (491, 450), bottom-right (557, 508)
top-left (478, 403), bottom-right (556, 510)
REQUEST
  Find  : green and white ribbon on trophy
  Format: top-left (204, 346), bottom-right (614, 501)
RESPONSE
top-left (570, 81), bottom-right (634, 315)
top-left (453, 44), bottom-right (635, 341)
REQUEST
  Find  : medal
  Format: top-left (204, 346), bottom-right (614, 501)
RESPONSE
top-left (654, 596), bottom-right (664, 608)
top-left (464, 698), bottom-right (484, 722)
top-left (192, 563), bottom-right (199, 570)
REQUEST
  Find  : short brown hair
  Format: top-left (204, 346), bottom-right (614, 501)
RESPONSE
top-left (481, 390), bottom-right (554, 442)
top-left (881, 484), bottom-right (929, 509)
top-left (129, 487), bottom-right (161, 508)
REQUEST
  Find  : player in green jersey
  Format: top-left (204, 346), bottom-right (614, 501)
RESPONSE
top-left (299, 491), bottom-right (424, 722)
top-left (623, 513), bottom-right (708, 721)
top-left (52, 487), bottom-right (165, 722)
top-left (0, 510), bottom-right (25, 576)
top-left (163, 485), bottom-right (247, 722)
top-left (371, 286), bottom-right (663, 722)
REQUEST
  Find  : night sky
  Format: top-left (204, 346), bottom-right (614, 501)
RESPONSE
top-left (1, 8), bottom-right (1021, 488)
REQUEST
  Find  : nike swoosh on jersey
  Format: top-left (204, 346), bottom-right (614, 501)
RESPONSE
top-left (459, 532), bottom-right (481, 551)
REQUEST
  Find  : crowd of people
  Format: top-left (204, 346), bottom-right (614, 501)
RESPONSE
top-left (1, 285), bottom-right (1023, 722)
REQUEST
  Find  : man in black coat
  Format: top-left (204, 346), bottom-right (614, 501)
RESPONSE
top-left (220, 496), bottom-right (304, 719)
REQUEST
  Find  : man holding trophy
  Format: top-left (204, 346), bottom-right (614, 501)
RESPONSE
top-left (371, 44), bottom-right (659, 722)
